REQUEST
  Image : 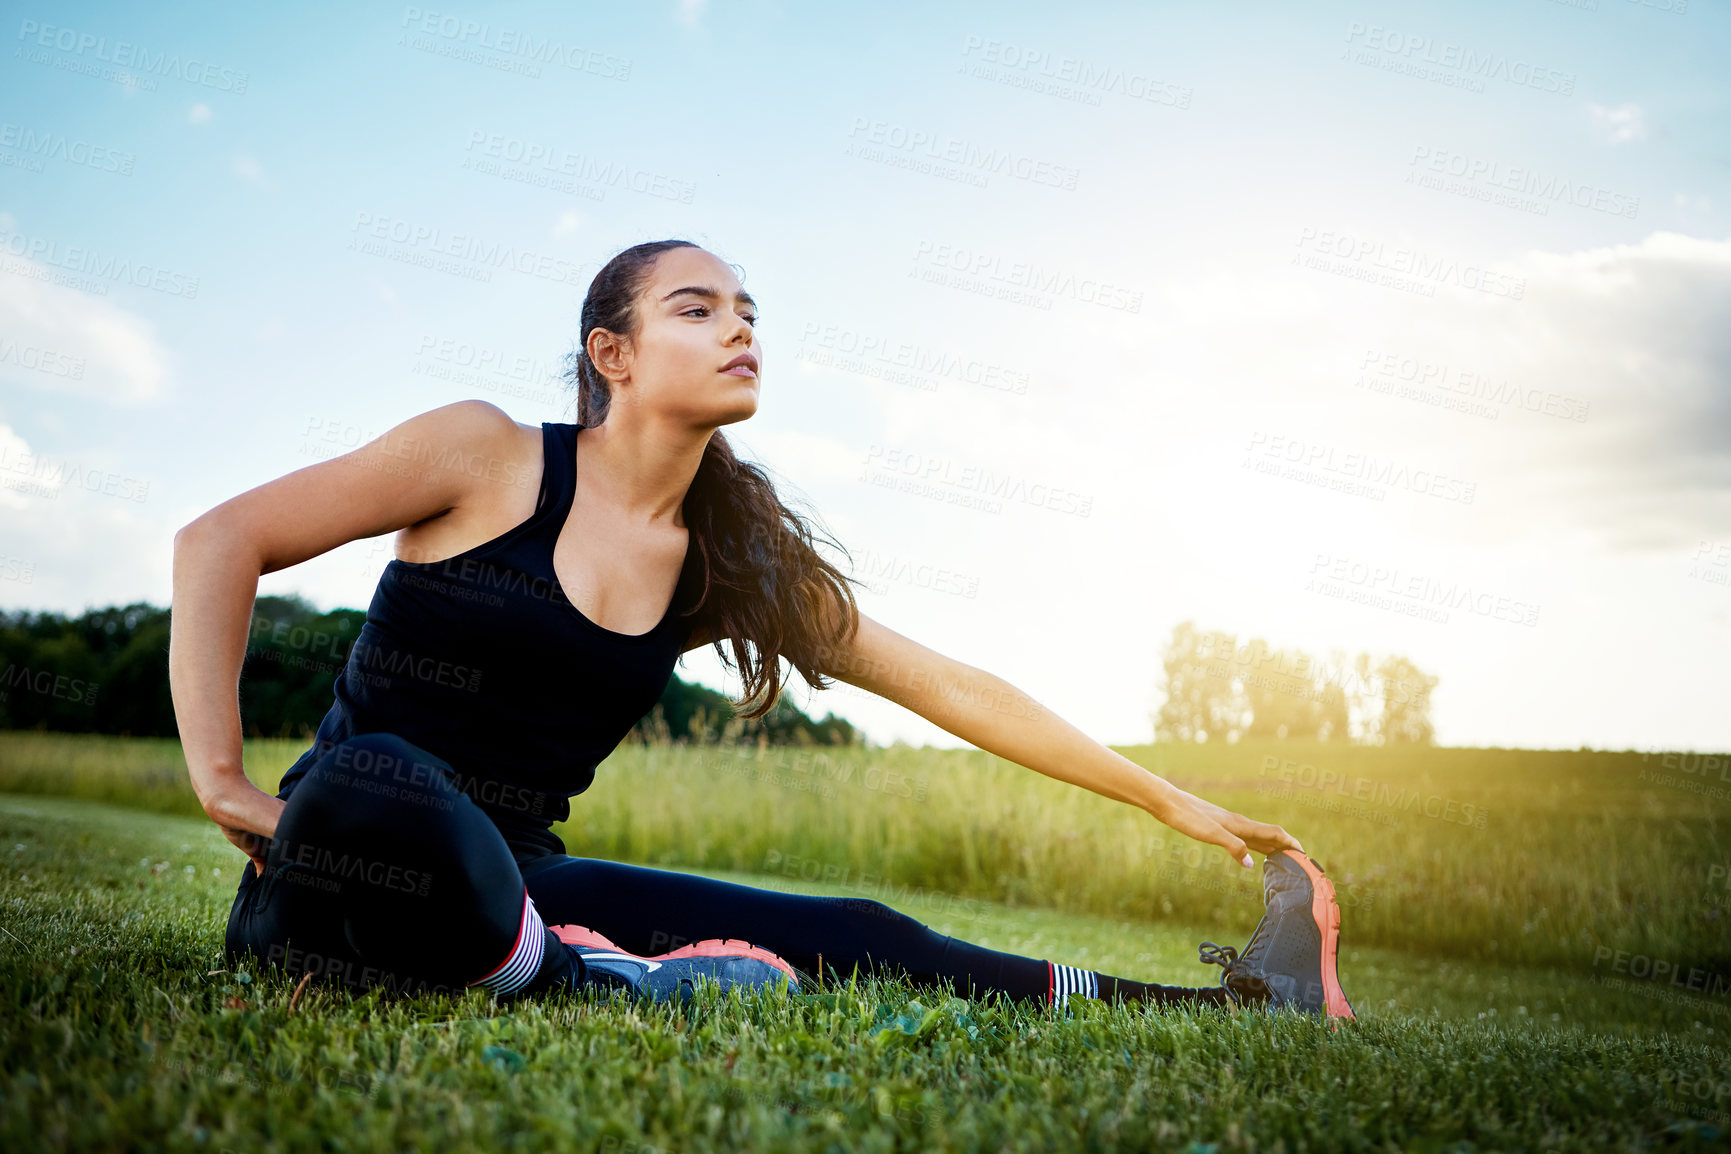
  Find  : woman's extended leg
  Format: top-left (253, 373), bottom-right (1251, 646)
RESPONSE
top-left (225, 732), bottom-right (576, 999)
top-left (520, 857), bottom-right (1233, 1009)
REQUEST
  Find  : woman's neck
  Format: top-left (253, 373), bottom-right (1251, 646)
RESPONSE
top-left (575, 414), bottom-right (712, 529)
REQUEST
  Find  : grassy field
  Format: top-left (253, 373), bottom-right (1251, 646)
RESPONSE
top-left (3, 732), bottom-right (1730, 1149)
top-left (3, 731), bottom-right (1727, 971)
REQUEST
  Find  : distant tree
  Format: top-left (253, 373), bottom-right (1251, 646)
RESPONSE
top-left (630, 677), bottom-right (863, 747)
top-left (0, 598), bottom-right (863, 746)
top-left (1366, 655), bottom-right (1439, 746)
top-left (1153, 621), bottom-right (1247, 743)
top-left (1152, 622), bottom-right (1436, 745)
top-left (1239, 640), bottom-right (1351, 742)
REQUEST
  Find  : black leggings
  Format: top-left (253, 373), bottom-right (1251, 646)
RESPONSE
top-left (225, 733), bottom-right (1218, 1008)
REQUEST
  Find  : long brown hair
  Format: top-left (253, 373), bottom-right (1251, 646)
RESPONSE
top-left (560, 239), bottom-right (862, 720)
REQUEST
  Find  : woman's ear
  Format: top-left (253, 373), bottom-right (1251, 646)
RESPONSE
top-left (587, 328), bottom-right (632, 386)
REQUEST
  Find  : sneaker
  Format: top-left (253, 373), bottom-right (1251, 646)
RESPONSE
top-left (548, 923), bottom-right (801, 1004)
top-left (1198, 850), bottom-right (1355, 1021)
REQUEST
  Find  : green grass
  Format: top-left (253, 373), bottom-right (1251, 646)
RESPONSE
top-left (4, 732), bottom-right (1727, 973)
top-left (3, 794), bottom-right (1730, 1152)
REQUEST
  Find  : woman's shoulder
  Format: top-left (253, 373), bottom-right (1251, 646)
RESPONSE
top-left (404, 399), bottom-right (548, 466)
top-left (426, 398), bottom-right (540, 441)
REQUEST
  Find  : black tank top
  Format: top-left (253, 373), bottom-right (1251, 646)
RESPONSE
top-left (276, 421), bottom-right (701, 863)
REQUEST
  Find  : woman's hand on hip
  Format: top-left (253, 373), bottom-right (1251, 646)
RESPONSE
top-left (197, 775), bottom-right (285, 879)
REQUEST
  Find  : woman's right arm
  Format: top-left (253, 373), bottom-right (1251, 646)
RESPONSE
top-left (169, 400), bottom-right (528, 872)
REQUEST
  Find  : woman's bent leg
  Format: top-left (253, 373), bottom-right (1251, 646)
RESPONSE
top-left (225, 733), bottom-right (573, 998)
top-left (523, 857), bottom-right (1228, 1008)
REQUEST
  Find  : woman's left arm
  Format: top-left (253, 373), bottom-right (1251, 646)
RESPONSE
top-left (818, 611), bottom-right (1304, 869)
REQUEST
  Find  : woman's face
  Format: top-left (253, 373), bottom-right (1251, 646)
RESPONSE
top-left (599, 246), bottom-right (762, 427)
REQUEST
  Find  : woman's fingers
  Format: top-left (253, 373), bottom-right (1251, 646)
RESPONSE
top-left (1174, 789), bottom-right (1305, 856)
top-left (1153, 794), bottom-right (1254, 868)
top-left (1153, 789), bottom-right (1305, 866)
top-left (219, 824), bottom-right (270, 875)
top-left (1229, 816), bottom-right (1304, 856)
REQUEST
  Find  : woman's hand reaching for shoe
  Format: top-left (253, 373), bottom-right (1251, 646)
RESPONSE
top-left (1148, 782), bottom-right (1305, 869)
top-left (817, 627), bottom-right (1307, 871)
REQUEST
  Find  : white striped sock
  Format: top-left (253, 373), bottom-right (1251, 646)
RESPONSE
top-left (1049, 962), bottom-right (1099, 1007)
top-left (468, 890), bottom-right (547, 996)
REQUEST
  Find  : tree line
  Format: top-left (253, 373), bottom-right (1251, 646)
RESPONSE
top-left (1152, 620), bottom-right (1439, 745)
top-left (0, 596), bottom-right (861, 747)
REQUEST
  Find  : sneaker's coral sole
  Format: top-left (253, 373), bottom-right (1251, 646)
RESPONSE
top-left (548, 924), bottom-right (624, 952)
top-left (548, 924), bottom-right (800, 989)
top-left (1276, 852), bottom-right (1356, 1022)
top-left (660, 938), bottom-right (801, 987)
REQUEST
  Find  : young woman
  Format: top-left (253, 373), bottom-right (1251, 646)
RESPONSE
top-left (170, 239), bottom-right (1354, 1018)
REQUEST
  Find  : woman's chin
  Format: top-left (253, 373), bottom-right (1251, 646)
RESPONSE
top-left (711, 384), bottom-right (761, 424)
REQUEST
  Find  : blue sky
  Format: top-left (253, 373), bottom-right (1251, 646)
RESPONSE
top-left (1, 0), bottom-right (1727, 751)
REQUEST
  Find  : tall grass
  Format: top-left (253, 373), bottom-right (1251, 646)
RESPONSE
top-left (2, 730), bottom-right (1726, 973)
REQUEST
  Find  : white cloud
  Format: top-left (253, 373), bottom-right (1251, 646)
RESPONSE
top-left (1588, 102), bottom-right (1647, 144)
top-left (0, 269), bottom-right (171, 403)
top-left (0, 422), bottom-right (50, 509)
top-left (0, 459), bottom-right (172, 607)
top-left (737, 426), bottom-right (860, 488)
top-left (1429, 231), bottom-right (1731, 551)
